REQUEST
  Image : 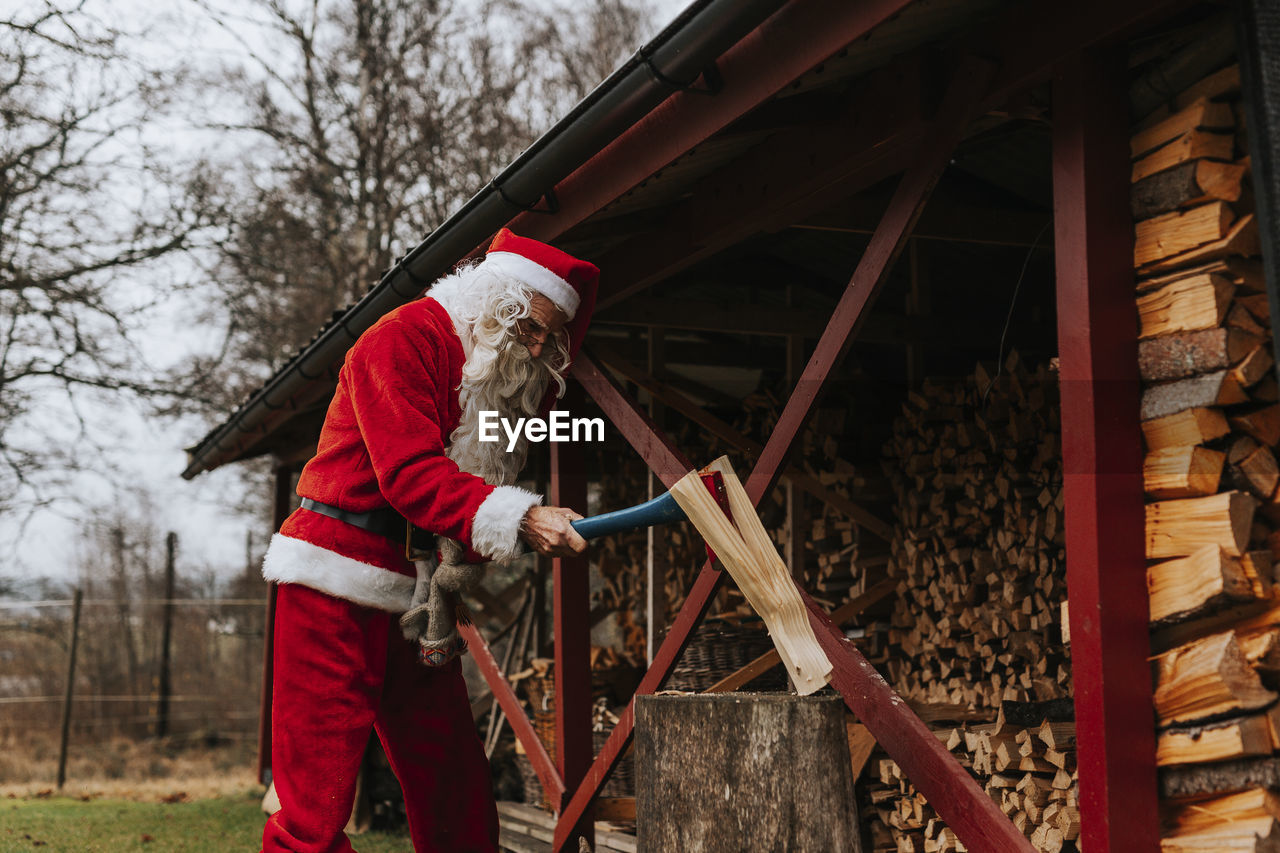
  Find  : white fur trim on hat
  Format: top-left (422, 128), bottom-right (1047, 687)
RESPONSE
top-left (471, 485), bottom-right (542, 562)
top-left (483, 252), bottom-right (580, 319)
top-left (261, 533), bottom-right (416, 613)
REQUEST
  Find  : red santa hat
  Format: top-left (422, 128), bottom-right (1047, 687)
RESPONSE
top-left (482, 229), bottom-right (598, 323)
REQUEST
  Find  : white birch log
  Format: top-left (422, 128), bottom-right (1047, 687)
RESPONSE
top-left (669, 456), bottom-right (832, 695)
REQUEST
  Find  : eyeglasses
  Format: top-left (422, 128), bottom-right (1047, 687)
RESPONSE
top-left (514, 317), bottom-right (561, 347)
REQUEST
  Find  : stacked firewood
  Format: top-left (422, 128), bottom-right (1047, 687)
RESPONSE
top-left (591, 386), bottom-right (877, 654)
top-left (880, 355), bottom-right (1070, 712)
top-left (1130, 61), bottom-right (1280, 851)
top-left (865, 717), bottom-right (1081, 853)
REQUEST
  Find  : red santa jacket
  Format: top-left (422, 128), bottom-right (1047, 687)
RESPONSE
top-left (261, 296), bottom-right (542, 612)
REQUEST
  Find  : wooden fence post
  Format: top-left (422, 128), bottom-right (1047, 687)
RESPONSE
top-left (57, 588), bottom-right (83, 789)
top-left (156, 532), bottom-right (177, 738)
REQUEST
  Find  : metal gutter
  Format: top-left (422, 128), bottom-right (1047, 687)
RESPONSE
top-left (182, 0), bottom-right (787, 479)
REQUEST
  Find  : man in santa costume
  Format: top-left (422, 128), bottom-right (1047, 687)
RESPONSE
top-left (259, 229), bottom-right (598, 852)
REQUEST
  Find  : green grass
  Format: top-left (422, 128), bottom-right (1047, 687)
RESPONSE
top-left (0, 793), bottom-right (413, 852)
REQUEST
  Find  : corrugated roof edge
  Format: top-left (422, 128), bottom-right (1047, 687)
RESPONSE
top-left (181, 0), bottom-right (787, 480)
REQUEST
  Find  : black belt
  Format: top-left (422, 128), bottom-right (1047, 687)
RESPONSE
top-left (300, 498), bottom-right (435, 552)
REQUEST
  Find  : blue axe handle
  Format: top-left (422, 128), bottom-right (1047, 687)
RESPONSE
top-left (569, 490), bottom-right (688, 540)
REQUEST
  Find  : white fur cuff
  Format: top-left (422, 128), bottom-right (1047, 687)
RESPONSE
top-left (261, 534), bottom-right (416, 613)
top-left (471, 485), bottom-right (542, 562)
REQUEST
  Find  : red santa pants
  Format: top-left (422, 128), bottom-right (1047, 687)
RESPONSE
top-left (262, 582), bottom-right (498, 853)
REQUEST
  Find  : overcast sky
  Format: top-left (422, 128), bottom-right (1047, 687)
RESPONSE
top-left (0, 0), bottom-right (692, 590)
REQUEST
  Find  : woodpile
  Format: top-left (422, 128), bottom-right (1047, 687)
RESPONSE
top-left (864, 712), bottom-right (1080, 852)
top-left (880, 354), bottom-right (1069, 712)
top-left (589, 386), bottom-right (883, 661)
top-left (1130, 59), bottom-right (1280, 852)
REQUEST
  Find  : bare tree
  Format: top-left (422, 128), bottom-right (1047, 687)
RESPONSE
top-left (0, 3), bottom-right (217, 513)
top-left (176, 0), bottom-right (651, 416)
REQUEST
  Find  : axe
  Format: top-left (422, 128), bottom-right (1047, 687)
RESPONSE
top-left (408, 470), bottom-right (728, 667)
top-left (569, 470), bottom-right (728, 541)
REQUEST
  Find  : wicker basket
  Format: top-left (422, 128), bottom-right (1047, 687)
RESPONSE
top-left (667, 622), bottom-right (788, 692)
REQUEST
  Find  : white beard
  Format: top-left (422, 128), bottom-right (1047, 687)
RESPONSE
top-left (427, 261), bottom-right (569, 489)
top-left (446, 337), bottom-right (546, 486)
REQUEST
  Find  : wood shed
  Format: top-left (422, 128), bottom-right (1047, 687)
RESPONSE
top-left (182, 0), bottom-right (1280, 850)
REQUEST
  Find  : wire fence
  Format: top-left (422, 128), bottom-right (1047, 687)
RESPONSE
top-left (0, 595), bottom-right (267, 748)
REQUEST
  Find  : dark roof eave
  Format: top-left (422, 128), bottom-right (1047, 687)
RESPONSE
top-left (182, 0), bottom-right (788, 480)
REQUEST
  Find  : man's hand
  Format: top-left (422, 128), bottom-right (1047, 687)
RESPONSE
top-left (520, 505), bottom-right (588, 557)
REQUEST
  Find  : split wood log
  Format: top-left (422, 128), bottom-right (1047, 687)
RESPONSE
top-left (1152, 630), bottom-right (1277, 726)
top-left (1136, 272), bottom-right (1233, 338)
top-left (1138, 257), bottom-right (1266, 294)
top-left (1138, 327), bottom-right (1263, 381)
top-left (1229, 301), bottom-right (1273, 338)
top-left (1233, 347), bottom-right (1276, 389)
top-left (1147, 545), bottom-right (1257, 623)
top-left (1135, 204), bottom-right (1237, 269)
top-left (1139, 213), bottom-right (1260, 275)
top-left (1132, 159), bottom-right (1248, 219)
top-left (1156, 713), bottom-right (1274, 766)
top-left (669, 456), bottom-right (832, 694)
top-left (1131, 97), bottom-right (1237, 159)
top-left (1229, 443), bottom-right (1280, 500)
top-left (1144, 446), bottom-right (1225, 498)
top-left (1140, 370), bottom-right (1248, 421)
top-left (1132, 129), bottom-right (1234, 183)
top-left (1160, 755), bottom-right (1280, 800)
top-left (1160, 788), bottom-right (1280, 852)
top-left (1239, 293), bottom-right (1274, 323)
top-left (702, 578), bottom-right (896, 694)
top-left (1143, 407), bottom-right (1231, 450)
top-left (1136, 64), bottom-right (1240, 130)
top-left (1146, 492), bottom-right (1257, 559)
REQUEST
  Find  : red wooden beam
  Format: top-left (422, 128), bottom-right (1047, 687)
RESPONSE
top-left (803, 592), bottom-right (1036, 853)
top-left (551, 404), bottom-right (594, 847)
top-left (458, 621), bottom-right (564, 801)
top-left (507, 0), bottom-right (921, 244)
top-left (1052, 50), bottom-right (1158, 853)
top-left (594, 57), bottom-right (927, 310)
top-left (571, 352), bottom-right (692, 485)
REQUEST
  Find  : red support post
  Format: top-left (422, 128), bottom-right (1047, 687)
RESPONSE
top-left (551, 389), bottom-right (593, 848)
top-left (1053, 50), bottom-right (1159, 853)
